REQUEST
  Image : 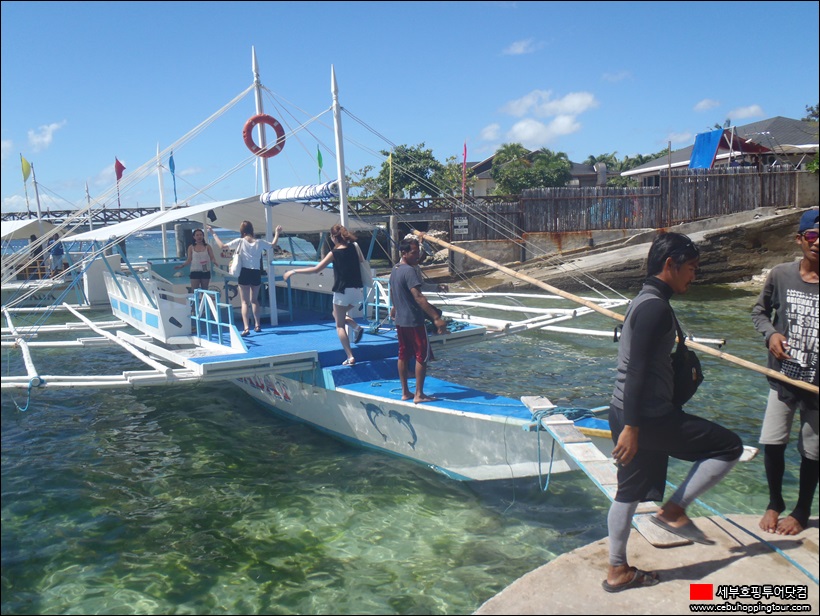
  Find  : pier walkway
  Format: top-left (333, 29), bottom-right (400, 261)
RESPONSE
top-left (474, 514), bottom-right (818, 615)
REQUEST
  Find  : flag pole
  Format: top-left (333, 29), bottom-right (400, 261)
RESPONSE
top-left (30, 163), bottom-right (44, 235)
top-left (20, 155), bottom-right (32, 218)
top-left (85, 182), bottom-right (94, 232)
top-left (115, 158), bottom-right (125, 210)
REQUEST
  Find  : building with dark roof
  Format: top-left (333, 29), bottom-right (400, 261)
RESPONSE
top-left (621, 116), bottom-right (818, 185)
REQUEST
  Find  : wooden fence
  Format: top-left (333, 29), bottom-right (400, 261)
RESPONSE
top-left (461, 167), bottom-right (803, 240)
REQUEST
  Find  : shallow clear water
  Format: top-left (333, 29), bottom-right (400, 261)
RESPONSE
top-left (2, 240), bottom-right (817, 614)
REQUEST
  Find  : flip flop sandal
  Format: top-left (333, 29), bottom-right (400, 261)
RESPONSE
top-left (601, 568), bottom-right (660, 593)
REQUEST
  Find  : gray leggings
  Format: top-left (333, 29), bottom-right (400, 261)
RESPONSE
top-left (607, 457), bottom-right (738, 566)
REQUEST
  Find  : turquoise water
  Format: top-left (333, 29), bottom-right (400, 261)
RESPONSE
top-left (2, 236), bottom-right (817, 615)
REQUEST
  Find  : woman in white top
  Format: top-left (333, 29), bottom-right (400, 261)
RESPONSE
top-left (174, 228), bottom-right (217, 291)
top-left (209, 220), bottom-right (282, 336)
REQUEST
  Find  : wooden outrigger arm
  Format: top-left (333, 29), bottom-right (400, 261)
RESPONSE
top-left (414, 230), bottom-right (819, 396)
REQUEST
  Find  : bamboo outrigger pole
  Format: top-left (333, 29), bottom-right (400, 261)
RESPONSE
top-left (415, 231), bottom-right (819, 396)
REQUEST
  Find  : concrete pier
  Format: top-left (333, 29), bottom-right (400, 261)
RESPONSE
top-left (474, 514), bottom-right (818, 615)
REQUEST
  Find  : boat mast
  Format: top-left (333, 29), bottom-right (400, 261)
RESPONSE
top-left (156, 144), bottom-right (168, 258)
top-left (251, 47), bottom-right (279, 325)
top-left (331, 65), bottom-right (349, 228)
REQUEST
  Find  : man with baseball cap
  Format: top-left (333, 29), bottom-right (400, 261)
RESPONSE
top-left (751, 208), bottom-right (819, 535)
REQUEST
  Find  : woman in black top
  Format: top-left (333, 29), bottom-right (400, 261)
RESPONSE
top-left (283, 224), bottom-right (366, 365)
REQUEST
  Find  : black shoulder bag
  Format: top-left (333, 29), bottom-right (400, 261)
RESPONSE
top-left (671, 316), bottom-right (704, 406)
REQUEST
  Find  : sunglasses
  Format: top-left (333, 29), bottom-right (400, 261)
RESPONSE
top-left (800, 230), bottom-right (819, 243)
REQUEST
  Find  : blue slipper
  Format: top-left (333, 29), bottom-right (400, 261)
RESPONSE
top-left (602, 568), bottom-right (659, 593)
top-left (649, 516), bottom-right (715, 545)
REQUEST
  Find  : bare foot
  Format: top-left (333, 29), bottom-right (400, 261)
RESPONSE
top-left (759, 509), bottom-right (780, 533)
top-left (775, 515), bottom-right (804, 536)
top-left (414, 395), bottom-right (437, 404)
top-left (401, 394), bottom-right (413, 401)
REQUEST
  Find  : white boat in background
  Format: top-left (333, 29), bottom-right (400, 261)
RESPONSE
top-left (1, 49), bottom-right (631, 483)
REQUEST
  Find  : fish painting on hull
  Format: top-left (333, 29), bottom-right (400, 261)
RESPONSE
top-left (362, 402), bottom-right (418, 450)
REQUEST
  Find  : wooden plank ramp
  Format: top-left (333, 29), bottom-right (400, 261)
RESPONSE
top-left (521, 396), bottom-right (689, 547)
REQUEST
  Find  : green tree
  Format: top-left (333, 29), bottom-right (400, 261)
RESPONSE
top-left (490, 144), bottom-right (572, 194)
top-left (346, 165), bottom-right (378, 198)
top-left (584, 152), bottom-right (619, 170)
top-left (375, 143), bottom-right (443, 199)
top-left (802, 103), bottom-right (819, 122)
top-left (431, 155), bottom-right (474, 197)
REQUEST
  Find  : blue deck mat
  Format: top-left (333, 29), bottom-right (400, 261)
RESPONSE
top-left (336, 374), bottom-right (532, 418)
top-left (184, 319), bottom-right (401, 368)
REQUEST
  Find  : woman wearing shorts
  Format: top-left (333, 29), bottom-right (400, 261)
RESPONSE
top-left (210, 221), bottom-right (282, 336)
top-left (175, 228), bottom-right (217, 291)
top-left (283, 224), bottom-right (366, 365)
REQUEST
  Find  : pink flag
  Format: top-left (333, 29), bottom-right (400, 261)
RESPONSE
top-left (114, 158), bottom-right (126, 208)
top-left (115, 158), bottom-right (126, 181)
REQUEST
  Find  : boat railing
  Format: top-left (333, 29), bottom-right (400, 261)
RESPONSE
top-left (366, 276), bottom-right (392, 330)
top-left (190, 289), bottom-right (239, 347)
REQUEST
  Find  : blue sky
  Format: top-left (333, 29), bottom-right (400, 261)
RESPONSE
top-left (2, 1), bottom-right (818, 214)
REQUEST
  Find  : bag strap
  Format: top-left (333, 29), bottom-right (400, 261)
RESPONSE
top-left (671, 310), bottom-right (688, 351)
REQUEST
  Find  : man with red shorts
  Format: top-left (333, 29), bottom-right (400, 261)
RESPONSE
top-left (390, 238), bottom-right (448, 403)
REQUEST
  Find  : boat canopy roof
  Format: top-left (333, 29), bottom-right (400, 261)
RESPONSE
top-left (70, 190), bottom-right (373, 243)
top-left (1, 219), bottom-right (59, 241)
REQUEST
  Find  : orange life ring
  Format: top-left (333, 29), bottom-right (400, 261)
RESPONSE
top-left (242, 114), bottom-right (286, 158)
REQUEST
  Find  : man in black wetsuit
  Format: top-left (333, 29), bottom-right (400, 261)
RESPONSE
top-left (602, 232), bottom-right (744, 593)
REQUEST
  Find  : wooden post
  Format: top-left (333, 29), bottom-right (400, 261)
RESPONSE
top-left (415, 230), bottom-right (819, 395)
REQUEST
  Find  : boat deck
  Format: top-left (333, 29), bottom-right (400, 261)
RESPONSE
top-left (181, 316), bottom-right (608, 428)
top-left (187, 318), bottom-right (400, 368)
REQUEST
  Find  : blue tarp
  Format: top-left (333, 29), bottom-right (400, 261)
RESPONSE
top-left (689, 129), bottom-right (724, 169)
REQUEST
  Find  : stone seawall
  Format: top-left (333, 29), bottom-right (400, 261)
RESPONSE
top-left (447, 207), bottom-right (813, 293)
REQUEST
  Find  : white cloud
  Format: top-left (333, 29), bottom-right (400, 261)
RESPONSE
top-left (480, 124), bottom-right (501, 141)
top-left (177, 166), bottom-right (202, 178)
top-left (694, 99), bottom-right (720, 112)
top-left (27, 121), bottom-right (67, 152)
top-left (667, 131), bottom-right (693, 145)
top-left (1, 139), bottom-right (11, 161)
top-left (602, 70), bottom-right (631, 83)
top-left (490, 89), bottom-right (597, 150)
top-left (728, 105), bottom-right (764, 120)
top-left (500, 90), bottom-right (598, 118)
top-left (506, 116), bottom-right (582, 150)
top-left (2, 194), bottom-right (30, 212)
top-left (502, 38), bottom-right (542, 55)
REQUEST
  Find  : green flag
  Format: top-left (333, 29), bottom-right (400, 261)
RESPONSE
top-left (317, 145), bottom-right (323, 182)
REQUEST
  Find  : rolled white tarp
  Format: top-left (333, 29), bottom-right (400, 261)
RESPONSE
top-left (260, 181), bottom-right (339, 205)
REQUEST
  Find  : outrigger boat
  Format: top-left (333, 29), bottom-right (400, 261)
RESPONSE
top-left (5, 51), bottom-right (782, 551)
top-left (1, 51), bottom-right (634, 484)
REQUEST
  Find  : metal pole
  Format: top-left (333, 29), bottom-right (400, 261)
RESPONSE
top-left (331, 65), bottom-right (349, 228)
top-left (157, 144), bottom-right (168, 258)
top-left (251, 47), bottom-right (278, 326)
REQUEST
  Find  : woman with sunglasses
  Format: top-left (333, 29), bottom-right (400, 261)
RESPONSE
top-left (752, 208), bottom-right (819, 537)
